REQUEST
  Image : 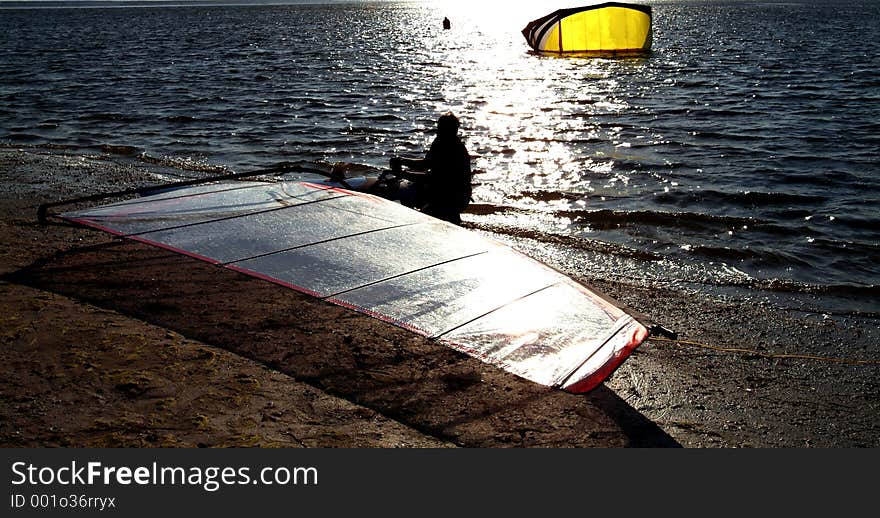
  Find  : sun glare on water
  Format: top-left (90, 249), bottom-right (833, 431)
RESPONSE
top-left (427, 0), bottom-right (578, 34)
top-left (411, 0), bottom-right (625, 215)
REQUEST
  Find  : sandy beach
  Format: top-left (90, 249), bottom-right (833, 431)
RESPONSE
top-left (2, 147), bottom-right (878, 448)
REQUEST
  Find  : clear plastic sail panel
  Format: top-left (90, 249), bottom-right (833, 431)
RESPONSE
top-left (62, 180), bottom-right (649, 392)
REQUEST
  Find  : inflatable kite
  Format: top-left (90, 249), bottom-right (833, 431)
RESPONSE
top-left (522, 2), bottom-right (652, 54)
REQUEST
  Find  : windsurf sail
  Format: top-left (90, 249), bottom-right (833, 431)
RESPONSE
top-left (522, 2), bottom-right (652, 54)
top-left (58, 180), bottom-right (649, 393)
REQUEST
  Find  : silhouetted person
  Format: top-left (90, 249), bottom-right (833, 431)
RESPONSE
top-left (390, 112), bottom-right (472, 225)
top-left (443, 17), bottom-right (451, 30)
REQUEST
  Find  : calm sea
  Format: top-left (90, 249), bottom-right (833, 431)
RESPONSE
top-left (2, 0), bottom-right (878, 314)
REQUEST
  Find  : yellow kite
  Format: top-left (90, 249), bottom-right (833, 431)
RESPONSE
top-left (522, 2), bottom-right (652, 54)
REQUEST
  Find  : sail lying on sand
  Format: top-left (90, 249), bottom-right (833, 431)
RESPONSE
top-left (59, 180), bottom-right (649, 393)
top-left (522, 2), bottom-right (652, 54)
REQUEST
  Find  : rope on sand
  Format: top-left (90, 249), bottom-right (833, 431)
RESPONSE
top-left (649, 336), bottom-right (880, 366)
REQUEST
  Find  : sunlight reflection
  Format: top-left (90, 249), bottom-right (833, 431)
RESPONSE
top-left (428, 0), bottom-right (587, 33)
top-left (399, 1), bottom-right (654, 236)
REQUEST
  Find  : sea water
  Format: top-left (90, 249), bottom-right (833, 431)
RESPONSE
top-left (2, 0), bottom-right (878, 314)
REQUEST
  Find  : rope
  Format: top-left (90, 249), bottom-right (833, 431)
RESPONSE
top-left (649, 336), bottom-right (880, 366)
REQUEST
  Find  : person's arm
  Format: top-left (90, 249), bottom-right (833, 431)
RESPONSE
top-left (389, 156), bottom-right (429, 181)
top-left (399, 157), bottom-right (429, 170)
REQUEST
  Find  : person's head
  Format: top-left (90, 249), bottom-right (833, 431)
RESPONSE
top-left (437, 112), bottom-right (460, 137)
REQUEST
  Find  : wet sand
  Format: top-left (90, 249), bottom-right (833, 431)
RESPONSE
top-left (1, 147), bottom-right (878, 447)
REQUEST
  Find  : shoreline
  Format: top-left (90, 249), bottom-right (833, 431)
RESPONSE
top-left (2, 147), bottom-right (878, 447)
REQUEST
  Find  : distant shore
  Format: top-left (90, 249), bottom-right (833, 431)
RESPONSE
top-left (2, 146), bottom-right (878, 447)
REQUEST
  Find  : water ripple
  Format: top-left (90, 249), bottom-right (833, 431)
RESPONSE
top-left (1, 0), bottom-right (878, 297)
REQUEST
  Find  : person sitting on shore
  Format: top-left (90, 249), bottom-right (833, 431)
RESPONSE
top-left (390, 112), bottom-right (472, 225)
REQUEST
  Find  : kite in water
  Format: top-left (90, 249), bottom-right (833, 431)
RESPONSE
top-left (522, 2), bottom-right (652, 54)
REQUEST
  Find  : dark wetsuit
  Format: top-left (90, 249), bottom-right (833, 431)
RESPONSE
top-left (420, 134), bottom-right (471, 224)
